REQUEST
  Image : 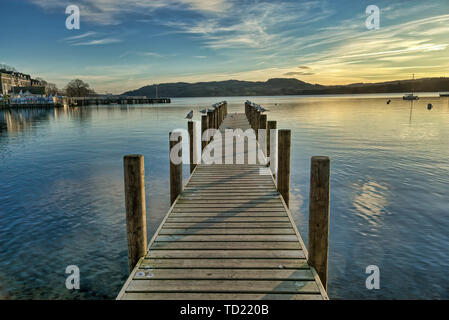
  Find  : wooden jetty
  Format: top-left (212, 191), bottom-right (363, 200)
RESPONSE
top-left (2, 103), bottom-right (63, 109)
top-left (69, 96), bottom-right (170, 106)
top-left (117, 101), bottom-right (330, 300)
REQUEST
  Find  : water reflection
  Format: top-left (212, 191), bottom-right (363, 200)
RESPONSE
top-left (0, 108), bottom-right (54, 134)
top-left (352, 179), bottom-right (389, 230)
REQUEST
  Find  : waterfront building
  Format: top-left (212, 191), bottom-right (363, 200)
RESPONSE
top-left (0, 69), bottom-right (43, 94)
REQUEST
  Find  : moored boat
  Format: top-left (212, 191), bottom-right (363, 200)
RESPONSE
top-left (403, 93), bottom-right (419, 100)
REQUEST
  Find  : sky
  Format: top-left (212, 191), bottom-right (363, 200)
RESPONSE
top-left (0, 0), bottom-right (448, 94)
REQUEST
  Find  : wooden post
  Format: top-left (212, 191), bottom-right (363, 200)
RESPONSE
top-left (308, 156), bottom-right (330, 290)
top-left (267, 120), bottom-right (277, 158)
top-left (277, 129), bottom-right (291, 207)
top-left (123, 154), bottom-right (147, 273)
top-left (255, 111), bottom-right (261, 140)
top-left (215, 108), bottom-right (219, 128)
top-left (201, 115), bottom-right (208, 153)
top-left (207, 110), bottom-right (214, 130)
top-left (188, 121), bottom-right (198, 173)
top-left (260, 114), bottom-right (267, 156)
top-left (169, 132), bottom-right (182, 205)
top-left (250, 107), bottom-right (255, 128)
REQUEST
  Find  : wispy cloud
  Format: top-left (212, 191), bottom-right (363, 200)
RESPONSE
top-left (64, 31), bottom-right (97, 41)
top-left (142, 51), bottom-right (163, 57)
top-left (31, 0), bottom-right (230, 25)
top-left (62, 30), bottom-right (122, 46)
top-left (284, 71), bottom-right (315, 76)
top-left (73, 38), bottom-right (122, 46)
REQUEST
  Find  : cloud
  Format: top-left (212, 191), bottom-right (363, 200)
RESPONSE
top-left (31, 0), bottom-right (230, 25)
top-left (72, 38), bottom-right (122, 46)
top-left (62, 30), bottom-right (122, 46)
top-left (64, 31), bottom-right (97, 41)
top-left (159, 1), bottom-right (335, 50)
top-left (284, 71), bottom-right (315, 76)
top-left (142, 52), bottom-right (163, 57)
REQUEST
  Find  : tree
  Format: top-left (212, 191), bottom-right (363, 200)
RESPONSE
top-left (0, 64), bottom-right (17, 72)
top-left (46, 83), bottom-right (59, 95)
top-left (65, 79), bottom-right (96, 97)
top-left (35, 77), bottom-right (48, 87)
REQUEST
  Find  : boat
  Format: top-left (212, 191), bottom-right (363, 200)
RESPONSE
top-left (440, 93), bottom-right (449, 97)
top-left (403, 73), bottom-right (419, 100)
top-left (403, 93), bottom-right (419, 100)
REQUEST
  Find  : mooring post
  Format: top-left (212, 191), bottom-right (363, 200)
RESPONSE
top-left (207, 110), bottom-right (214, 130)
top-left (169, 132), bottom-right (183, 205)
top-left (267, 120), bottom-right (277, 159)
top-left (255, 110), bottom-right (261, 140)
top-left (221, 103), bottom-right (225, 122)
top-left (188, 121), bottom-right (198, 173)
top-left (201, 115), bottom-right (208, 153)
top-left (308, 156), bottom-right (330, 290)
top-left (251, 106), bottom-right (255, 128)
top-left (215, 108), bottom-right (219, 128)
top-left (260, 114), bottom-right (267, 156)
top-left (123, 154), bottom-right (147, 273)
top-left (277, 129), bottom-right (291, 207)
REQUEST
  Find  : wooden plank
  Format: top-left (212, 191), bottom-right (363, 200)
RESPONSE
top-left (133, 269), bottom-right (314, 280)
top-left (162, 222), bottom-right (293, 228)
top-left (175, 199), bottom-right (281, 204)
top-left (180, 196), bottom-right (281, 200)
top-left (150, 241), bottom-right (301, 249)
top-left (159, 228), bottom-right (295, 235)
top-left (186, 183), bottom-right (275, 187)
top-left (121, 292), bottom-right (323, 300)
top-left (140, 258), bottom-right (309, 269)
top-left (174, 203), bottom-right (284, 208)
top-left (169, 212), bottom-right (287, 217)
top-left (173, 207), bottom-right (287, 212)
top-left (185, 186), bottom-right (276, 190)
top-left (155, 235), bottom-right (299, 242)
top-left (181, 192), bottom-right (280, 196)
top-left (126, 279), bottom-right (320, 294)
top-left (165, 217), bottom-right (290, 222)
top-left (146, 250), bottom-right (305, 259)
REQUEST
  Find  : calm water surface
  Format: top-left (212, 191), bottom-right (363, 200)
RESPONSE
top-left (1, 94), bottom-right (448, 299)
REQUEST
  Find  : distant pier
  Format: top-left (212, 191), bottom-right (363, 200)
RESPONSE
top-left (69, 96), bottom-right (171, 106)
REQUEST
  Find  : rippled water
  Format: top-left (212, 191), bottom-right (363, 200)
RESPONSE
top-left (1, 94), bottom-right (448, 299)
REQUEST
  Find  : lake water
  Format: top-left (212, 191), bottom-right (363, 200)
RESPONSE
top-left (1, 94), bottom-right (448, 299)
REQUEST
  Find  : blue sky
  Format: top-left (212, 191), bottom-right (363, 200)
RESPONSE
top-left (1, 0), bottom-right (448, 93)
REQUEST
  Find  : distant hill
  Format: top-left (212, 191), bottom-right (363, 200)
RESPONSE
top-left (122, 77), bottom-right (449, 97)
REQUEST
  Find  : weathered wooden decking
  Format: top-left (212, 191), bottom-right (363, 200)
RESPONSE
top-left (117, 112), bottom-right (328, 300)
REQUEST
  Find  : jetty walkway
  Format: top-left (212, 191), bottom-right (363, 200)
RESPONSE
top-left (117, 101), bottom-right (330, 300)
